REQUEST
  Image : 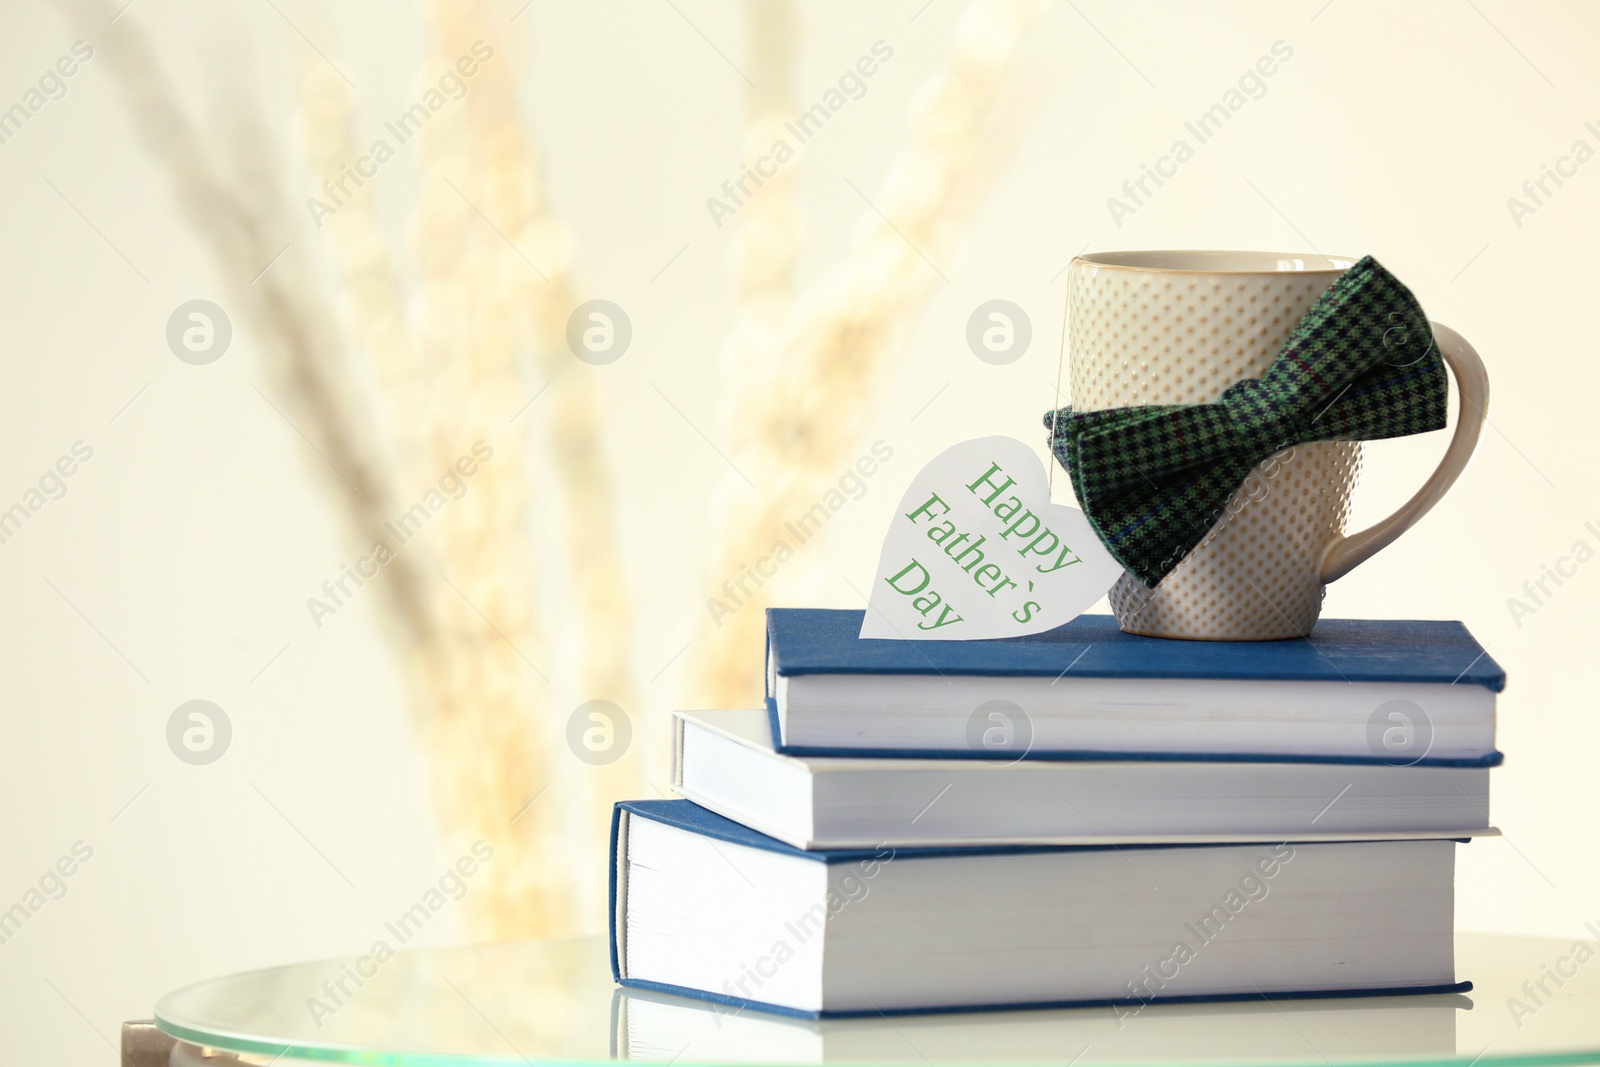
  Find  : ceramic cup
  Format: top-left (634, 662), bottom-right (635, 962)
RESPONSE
top-left (1065, 250), bottom-right (1489, 641)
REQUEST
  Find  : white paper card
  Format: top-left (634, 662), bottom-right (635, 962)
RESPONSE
top-left (859, 436), bottom-right (1123, 640)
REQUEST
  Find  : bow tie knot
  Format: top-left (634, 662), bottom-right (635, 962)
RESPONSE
top-left (1218, 378), bottom-right (1287, 445)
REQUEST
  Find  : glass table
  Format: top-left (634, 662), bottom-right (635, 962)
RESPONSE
top-left (152, 933), bottom-right (1600, 1066)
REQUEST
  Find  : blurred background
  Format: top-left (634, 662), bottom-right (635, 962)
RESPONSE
top-left (1, 0), bottom-right (1596, 1061)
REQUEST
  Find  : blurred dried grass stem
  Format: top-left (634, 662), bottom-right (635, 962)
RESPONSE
top-left (65, 0), bottom-right (643, 936)
top-left (689, 0), bottom-right (1051, 710)
top-left (419, 0), bottom-right (641, 903)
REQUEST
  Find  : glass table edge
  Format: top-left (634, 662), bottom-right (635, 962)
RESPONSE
top-left (152, 1009), bottom-right (1600, 1067)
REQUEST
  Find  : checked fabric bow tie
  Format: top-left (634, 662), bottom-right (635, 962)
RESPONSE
top-left (1045, 256), bottom-right (1448, 589)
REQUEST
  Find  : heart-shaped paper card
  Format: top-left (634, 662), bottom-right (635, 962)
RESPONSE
top-left (859, 436), bottom-right (1123, 640)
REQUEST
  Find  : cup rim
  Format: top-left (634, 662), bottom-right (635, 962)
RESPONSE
top-left (1074, 249), bottom-right (1358, 275)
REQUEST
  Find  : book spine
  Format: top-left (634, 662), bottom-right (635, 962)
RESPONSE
top-left (671, 714), bottom-right (685, 787)
top-left (609, 807), bottom-right (629, 981)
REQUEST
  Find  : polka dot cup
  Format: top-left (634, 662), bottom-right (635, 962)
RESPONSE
top-left (1066, 251), bottom-right (1488, 640)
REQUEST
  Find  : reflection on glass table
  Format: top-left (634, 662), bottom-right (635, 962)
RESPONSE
top-left (155, 933), bottom-right (1600, 1066)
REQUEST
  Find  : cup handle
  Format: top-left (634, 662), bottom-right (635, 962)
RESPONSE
top-left (1318, 322), bottom-right (1489, 584)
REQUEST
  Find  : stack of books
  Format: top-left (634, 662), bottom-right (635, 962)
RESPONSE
top-left (610, 608), bottom-right (1503, 1019)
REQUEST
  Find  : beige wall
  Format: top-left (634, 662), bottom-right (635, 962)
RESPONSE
top-left (1, 0), bottom-right (1596, 1062)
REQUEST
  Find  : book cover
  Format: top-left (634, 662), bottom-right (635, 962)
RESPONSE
top-left (767, 608), bottom-right (1506, 688)
top-left (609, 800), bottom-right (1472, 1019)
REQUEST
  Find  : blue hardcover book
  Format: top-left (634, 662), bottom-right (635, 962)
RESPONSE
top-left (610, 800), bottom-right (1470, 1018)
top-left (765, 608), bottom-right (1503, 765)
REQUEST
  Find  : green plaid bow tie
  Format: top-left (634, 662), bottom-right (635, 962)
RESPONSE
top-left (1045, 256), bottom-right (1448, 589)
